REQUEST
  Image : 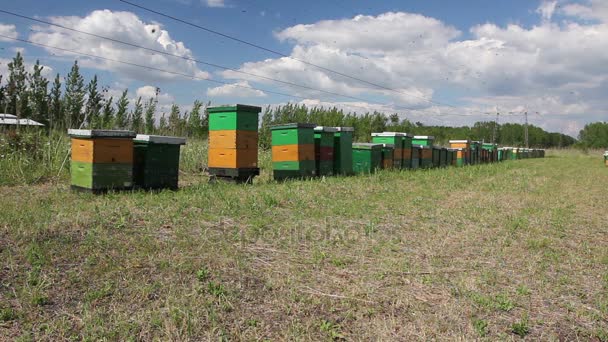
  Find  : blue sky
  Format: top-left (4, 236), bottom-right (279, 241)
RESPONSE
top-left (0, 0), bottom-right (606, 136)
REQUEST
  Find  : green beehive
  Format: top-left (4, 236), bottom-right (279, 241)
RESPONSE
top-left (470, 141), bottom-right (481, 165)
top-left (314, 126), bottom-right (337, 177)
top-left (381, 144), bottom-right (395, 169)
top-left (439, 148), bottom-right (448, 167)
top-left (447, 149), bottom-right (454, 166)
top-left (412, 135), bottom-right (435, 147)
top-left (271, 123), bottom-right (316, 180)
top-left (411, 144), bottom-right (421, 169)
top-left (68, 129), bottom-right (136, 192)
top-left (432, 146), bottom-right (441, 168)
top-left (208, 104), bottom-right (259, 131)
top-left (352, 143), bottom-right (382, 174)
top-left (332, 127), bottom-right (354, 175)
top-left (372, 133), bottom-right (403, 169)
top-left (133, 135), bottom-right (186, 190)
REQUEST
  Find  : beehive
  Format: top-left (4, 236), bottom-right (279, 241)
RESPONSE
top-left (271, 123), bottom-right (316, 180)
top-left (314, 126), bottom-right (337, 177)
top-left (133, 135), bottom-right (186, 190)
top-left (333, 127), bottom-right (354, 175)
top-left (432, 146), bottom-right (441, 168)
top-left (381, 144), bottom-right (395, 169)
top-left (207, 104), bottom-right (261, 182)
top-left (419, 145), bottom-right (433, 169)
top-left (372, 132), bottom-right (403, 169)
top-left (470, 141), bottom-right (481, 165)
top-left (439, 148), bottom-right (448, 167)
top-left (449, 140), bottom-right (470, 165)
top-left (446, 149), bottom-right (454, 166)
top-left (352, 143), bottom-right (382, 174)
top-left (411, 145), bottom-right (421, 169)
top-left (68, 129), bottom-right (136, 192)
top-left (412, 135), bottom-right (435, 147)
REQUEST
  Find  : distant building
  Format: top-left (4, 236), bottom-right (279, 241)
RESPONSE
top-left (0, 114), bottom-right (44, 130)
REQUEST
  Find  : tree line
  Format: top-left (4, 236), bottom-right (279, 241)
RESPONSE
top-left (0, 52), bottom-right (208, 137)
top-left (0, 52), bottom-right (581, 148)
top-left (259, 104), bottom-right (577, 149)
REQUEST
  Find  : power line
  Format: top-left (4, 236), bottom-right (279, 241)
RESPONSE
top-left (117, 0), bottom-right (467, 110)
top-left (1, 34), bottom-right (472, 118)
top-left (0, 15), bottom-right (491, 119)
top-left (0, 9), bottom-right (395, 106)
top-left (0, 34), bottom-right (313, 100)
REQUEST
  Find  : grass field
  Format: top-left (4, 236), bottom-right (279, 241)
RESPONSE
top-left (1, 146), bottom-right (607, 340)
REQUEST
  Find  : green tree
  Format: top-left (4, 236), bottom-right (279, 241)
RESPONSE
top-left (578, 122), bottom-right (608, 148)
top-left (64, 61), bottom-right (85, 128)
top-left (168, 104), bottom-right (181, 135)
top-left (49, 74), bottom-right (63, 130)
top-left (130, 96), bottom-right (144, 132)
top-left (28, 60), bottom-right (49, 125)
top-left (158, 113), bottom-right (168, 134)
top-left (85, 75), bottom-right (103, 128)
top-left (101, 97), bottom-right (115, 129)
top-left (114, 89), bottom-right (129, 129)
top-left (144, 97), bottom-right (156, 134)
top-left (187, 100), bottom-right (203, 137)
top-left (5, 52), bottom-right (28, 117)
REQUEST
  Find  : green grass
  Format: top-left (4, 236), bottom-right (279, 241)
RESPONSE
top-left (1, 143), bottom-right (608, 340)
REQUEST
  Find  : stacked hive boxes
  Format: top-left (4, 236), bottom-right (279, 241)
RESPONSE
top-left (470, 141), bottom-right (481, 165)
top-left (208, 104), bottom-right (261, 182)
top-left (372, 132), bottom-right (403, 169)
top-left (314, 126), bottom-right (337, 177)
top-left (440, 148), bottom-right (448, 167)
top-left (133, 135), bottom-right (186, 190)
top-left (432, 146), bottom-right (441, 168)
top-left (449, 140), bottom-right (470, 165)
top-left (271, 123), bottom-right (316, 180)
top-left (413, 136), bottom-right (434, 169)
top-left (411, 145), bottom-right (420, 169)
top-left (381, 144), bottom-right (395, 169)
top-left (333, 127), bottom-right (354, 175)
top-left (419, 145), bottom-right (432, 168)
top-left (401, 133), bottom-right (413, 169)
top-left (68, 129), bottom-right (136, 192)
top-left (448, 148), bottom-right (458, 166)
top-left (352, 143), bottom-right (382, 174)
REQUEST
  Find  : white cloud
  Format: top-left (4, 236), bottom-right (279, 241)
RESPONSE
top-left (207, 81), bottom-right (267, 98)
top-left (0, 23), bottom-right (18, 42)
top-left (204, 0), bottom-right (226, 8)
top-left (220, 5), bottom-right (608, 135)
top-left (136, 85), bottom-right (175, 104)
top-left (0, 56), bottom-right (53, 82)
top-left (561, 0), bottom-right (608, 22)
top-left (28, 10), bottom-right (209, 82)
top-left (537, 1), bottom-right (558, 21)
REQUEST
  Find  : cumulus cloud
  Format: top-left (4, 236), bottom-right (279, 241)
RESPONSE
top-left (0, 57), bottom-right (53, 82)
top-left (28, 10), bottom-right (209, 82)
top-left (0, 23), bottom-right (18, 41)
top-left (204, 0), bottom-right (226, 8)
top-left (561, 0), bottom-right (608, 22)
top-left (207, 81), bottom-right (267, 98)
top-left (136, 85), bottom-right (175, 103)
top-left (220, 3), bottom-right (608, 135)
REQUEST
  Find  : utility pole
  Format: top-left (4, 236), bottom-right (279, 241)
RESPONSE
top-left (492, 108), bottom-right (499, 144)
top-left (524, 111), bottom-right (529, 148)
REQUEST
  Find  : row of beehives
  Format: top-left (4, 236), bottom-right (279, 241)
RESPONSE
top-left (66, 104), bottom-right (546, 192)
